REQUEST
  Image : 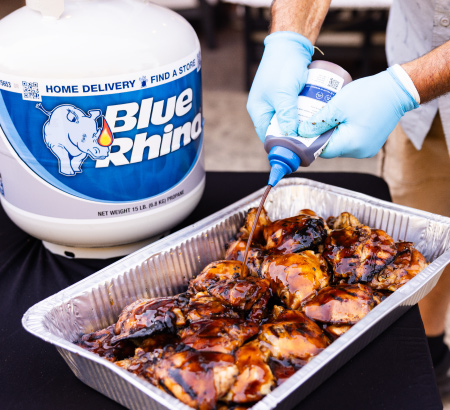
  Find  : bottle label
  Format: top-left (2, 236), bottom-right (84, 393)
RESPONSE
top-left (266, 67), bottom-right (345, 141)
top-left (0, 49), bottom-right (202, 205)
top-left (297, 68), bottom-right (344, 124)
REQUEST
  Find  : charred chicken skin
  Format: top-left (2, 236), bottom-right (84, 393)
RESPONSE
top-left (264, 211), bottom-right (328, 254)
top-left (303, 284), bottom-right (376, 325)
top-left (190, 259), bottom-right (271, 322)
top-left (75, 325), bottom-right (135, 362)
top-left (76, 208), bottom-right (429, 410)
top-left (370, 242), bottom-right (428, 291)
top-left (245, 286), bottom-right (272, 323)
top-left (323, 224), bottom-right (397, 283)
top-left (261, 251), bottom-right (329, 309)
top-left (259, 309), bottom-right (330, 366)
top-left (179, 318), bottom-right (259, 354)
top-left (207, 276), bottom-right (271, 312)
top-left (115, 347), bottom-right (164, 382)
top-left (153, 348), bottom-right (238, 410)
top-left (112, 295), bottom-right (188, 344)
top-left (184, 292), bottom-right (241, 322)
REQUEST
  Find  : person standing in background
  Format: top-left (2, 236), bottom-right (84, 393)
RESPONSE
top-left (247, 0), bottom-right (450, 396)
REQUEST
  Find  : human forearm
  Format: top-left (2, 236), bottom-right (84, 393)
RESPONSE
top-left (247, 0), bottom-right (331, 141)
top-left (401, 40), bottom-right (450, 104)
top-left (270, 0), bottom-right (331, 44)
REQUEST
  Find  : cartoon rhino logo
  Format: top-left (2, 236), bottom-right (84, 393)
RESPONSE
top-left (36, 103), bottom-right (114, 176)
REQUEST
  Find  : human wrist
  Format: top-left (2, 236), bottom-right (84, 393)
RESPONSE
top-left (387, 66), bottom-right (420, 112)
top-left (390, 64), bottom-right (420, 105)
top-left (270, 0), bottom-right (331, 44)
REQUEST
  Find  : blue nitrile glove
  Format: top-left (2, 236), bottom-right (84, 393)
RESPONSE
top-left (297, 67), bottom-right (419, 158)
top-left (247, 31), bottom-right (314, 142)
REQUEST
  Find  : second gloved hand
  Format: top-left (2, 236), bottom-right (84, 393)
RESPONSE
top-left (247, 31), bottom-right (314, 142)
top-left (297, 67), bottom-right (419, 158)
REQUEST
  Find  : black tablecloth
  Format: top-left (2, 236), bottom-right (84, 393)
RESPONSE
top-left (0, 172), bottom-right (442, 410)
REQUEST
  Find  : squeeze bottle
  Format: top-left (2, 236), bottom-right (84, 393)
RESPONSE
top-left (264, 60), bottom-right (352, 187)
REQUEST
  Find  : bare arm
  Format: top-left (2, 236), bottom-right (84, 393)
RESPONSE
top-left (402, 40), bottom-right (450, 104)
top-left (270, 0), bottom-right (332, 44)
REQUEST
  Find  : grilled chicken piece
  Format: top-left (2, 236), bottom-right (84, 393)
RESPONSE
top-left (190, 260), bottom-right (248, 292)
top-left (137, 333), bottom-right (180, 352)
top-left (267, 358), bottom-right (301, 386)
top-left (223, 340), bottom-right (275, 403)
top-left (258, 309), bottom-right (330, 366)
top-left (373, 289), bottom-right (391, 304)
top-left (258, 308), bottom-right (302, 385)
top-left (264, 211), bottom-right (327, 254)
top-left (190, 259), bottom-right (271, 321)
top-left (303, 284), bottom-right (376, 325)
top-left (370, 242), bottom-right (428, 291)
top-left (297, 209), bottom-right (319, 217)
top-left (246, 287), bottom-right (272, 323)
top-left (261, 251), bottom-right (329, 309)
top-left (327, 212), bottom-right (363, 229)
top-left (238, 206), bottom-right (272, 244)
top-left (225, 239), bottom-right (266, 277)
top-left (324, 324), bottom-right (352, 340)
top-left (75, 325), bottom-right (135, 362)
top-left (154, 348), bottom-right (238, 410)
top-left (115, 347), bottom-right (164, 381)
top-left (207, 276), bottom-right (271, 311)
top-left (184, 292), bottom-right (241, 322)
top-left (179, 318), bottom-right (259, 354)
top-left (323, 224), bottom-right (397, 283)
top-left (112, 295), bottom-right (188, 344)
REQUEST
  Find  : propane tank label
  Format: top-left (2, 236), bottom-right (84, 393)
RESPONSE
top-left (0, 49), bottom-right (202, 203)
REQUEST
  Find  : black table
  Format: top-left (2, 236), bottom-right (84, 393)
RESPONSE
top-left (0, 172), bottom-right (443, 410)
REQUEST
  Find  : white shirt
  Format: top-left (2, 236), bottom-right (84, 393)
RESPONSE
top-left (386, 0), bottom-right (450, 154)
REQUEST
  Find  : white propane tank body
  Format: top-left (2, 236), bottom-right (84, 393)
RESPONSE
top-left (0, 0), bottom-right (205, 258)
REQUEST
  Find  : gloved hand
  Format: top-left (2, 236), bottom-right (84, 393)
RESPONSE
top-left (297, 67), bottom-right (419, 158)
top-left (247, 31), bottom-right (314, 142)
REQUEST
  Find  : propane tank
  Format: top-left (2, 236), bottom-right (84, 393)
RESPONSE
top-left (0, 0), bottom-right (205, 258)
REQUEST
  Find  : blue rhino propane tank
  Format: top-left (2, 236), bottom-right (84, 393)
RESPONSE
top-left (0, 0), bottom-right (205, 258)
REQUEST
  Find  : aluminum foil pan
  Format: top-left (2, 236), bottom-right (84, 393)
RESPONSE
top-left (22, 178), bottom-right (450, 410)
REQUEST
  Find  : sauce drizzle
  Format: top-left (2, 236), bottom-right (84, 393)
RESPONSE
top-left (242, 184), bottom-right (272, 269)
